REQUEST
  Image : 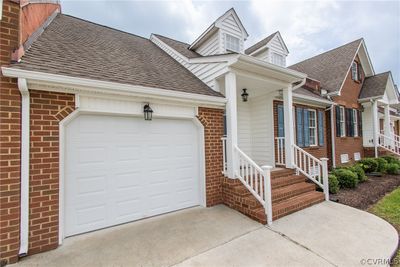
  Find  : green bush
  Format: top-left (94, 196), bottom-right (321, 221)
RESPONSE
top-left (333, 168), bottom-right (358, 188)
top-left (386, 163), bottom-right (400, 175)
top-left (376, 157), bottom-right (388, 173)
top-left (328, 174), bottom-right (340, 194)
top-left (381, 155), bottom-right (400, 165)
top-left (350, 164), bottom-right (368, 182)
top-left (358, 158), bottom-right (379, 173)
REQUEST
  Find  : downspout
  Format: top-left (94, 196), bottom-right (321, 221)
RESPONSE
top-left (18, 78), bottom-right (29, 256)
top-left (326, 94), bottom-right (337, 168)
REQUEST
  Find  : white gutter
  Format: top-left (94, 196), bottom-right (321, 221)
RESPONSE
top-left (18, 78), bottom-right (29, 256)
top-left (1, 67), bottom-right (227, 107)
top-left (326, 95), bottom-right (337, 168)
top-left (292, 93), bottom-right (333, 106)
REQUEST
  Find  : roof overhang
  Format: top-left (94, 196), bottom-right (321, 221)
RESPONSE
top-left (358, 72), bottom-right (399, 106)
top-left (229, 54), bottom-right (307, 84)
top-left (292, 93), bottom-right (333, 107)
top-left (1, 67), bottom-right (227, 107)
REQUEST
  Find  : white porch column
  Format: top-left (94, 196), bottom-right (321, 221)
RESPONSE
top-left (283, 85), bottom-right (294, 168)
top-left (372, 100), bottom-right (379, 157)
top-left (225, 72), bottom-right (238, 178)
top-left (384, 104), bottom-right (392, 136)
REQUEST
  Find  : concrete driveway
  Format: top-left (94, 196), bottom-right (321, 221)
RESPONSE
top-left (12, 203), bottom-right (398, 267)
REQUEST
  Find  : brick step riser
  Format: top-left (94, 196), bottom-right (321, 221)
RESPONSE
top-left (272, 185), bottom-right (316, 204)
top-left (272, 197), bottom-right (324, 220)
top-left (272, 177), bottom-right (306, 189)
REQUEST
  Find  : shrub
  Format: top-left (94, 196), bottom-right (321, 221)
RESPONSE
top-left (376, 157), bottom-right (388, 173)
top-left (381, 155), bottom-right (400, 165)
top-left (358, 158), bottom-right (379, 173)
top-left (328, 174), bottom-right (340, 194)
top-left (333, 168), bottom-right (358, 188)
top-left (350, 164), bottom-right (367, 182)
top-left (386, 163), bottom-right (400, 175)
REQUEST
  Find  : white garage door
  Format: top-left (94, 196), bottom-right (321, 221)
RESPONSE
top-left (65, 114), bottom-right (201, 236)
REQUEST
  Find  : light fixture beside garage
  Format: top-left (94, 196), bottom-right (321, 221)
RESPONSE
top-left (241, 88), bottom-right (249, 102)
top-left (143, 103), bottom-right (153, 121)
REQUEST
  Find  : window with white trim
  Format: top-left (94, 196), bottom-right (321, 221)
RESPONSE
top-left (271, 52), bottom-right (285, 67)
top-left (308, 109), bottom-right (317, 146)
top-left (351, 61), bottom-right (358, 81)
top-left (339, 106), bottom-right (346, 137)
top-left (352, 109), bottom-right (358, 137)
top-left (225, 34), bottom-right (240, 52)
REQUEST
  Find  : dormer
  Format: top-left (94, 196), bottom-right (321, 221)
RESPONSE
top-left (189, 8), bottom-right (249, 56)
top-left (245, 32), bottom-right (289, 67)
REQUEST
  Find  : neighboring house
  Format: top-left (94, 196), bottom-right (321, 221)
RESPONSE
top-left (290, 40), bottom-right (399, 167)
top-left (0, 3), bottom-right (398, 265)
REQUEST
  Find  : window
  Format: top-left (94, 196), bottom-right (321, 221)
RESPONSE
top-left (225, 34), bottom-right (240, 52)
top-left (271, 53), bottom-right (285, 66)
top-left (341, 154), bottom-right (349, 163)
top-left (339, 106), bottom-right (346, 137)
top-left (352, 109), bottom-right (358, 137)
top-left (351, 61), bottom-right (358, 81)
top-left (308, 110), bottom-right (317, 146)
top-left (354, 152), bottom-right (361, 161)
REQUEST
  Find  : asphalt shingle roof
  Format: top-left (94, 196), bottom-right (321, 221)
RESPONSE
top-left (359, 72), bottom-right (390, 99)
top-left (153, 34), bottom-right (201, 59)
top-left (9, 14), bottom-right (222, 97)
top-left (289, 39), bottom-right (362, 93)
top-left (245, 32), bottom-right (277, 55)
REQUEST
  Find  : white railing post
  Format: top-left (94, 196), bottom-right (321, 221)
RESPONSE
top-left (221, 137), bottom-right (227, 175)
top-left (321, 158), bottom-right (329, 201)
top-left (262, 165), bottom-right (273, 226)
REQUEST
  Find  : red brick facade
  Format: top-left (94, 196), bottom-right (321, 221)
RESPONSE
top-left (197, 107), bottom-right (225, 206)
top-left (0, 1), bottom-right (21, 264)
top-left (331, 56), bottom-right (365, 166)
top-left (28, 90), bottom-right (75, 255)
top-left (273, 100), bottom-right (329, 163)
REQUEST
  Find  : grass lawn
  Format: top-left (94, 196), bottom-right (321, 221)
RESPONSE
top-left (369, 188), bottom-right (400, 266)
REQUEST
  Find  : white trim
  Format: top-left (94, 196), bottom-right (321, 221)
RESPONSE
top-left (59, 107), bottom-right (207, 243)
top-left (353, 108), bottom-right (358, 137)
top-left (18, 78), bottom-right (30, 256)
top-left (308, 109), bottom-right (318, 146)
top-left (292, 93), bottom-right (333, 106)
top-left (339, 106), bottom-right (346, 137)
top-left (330, 104), bottom-right (336, 168)
top-left (1, 67), bottom-right (226, 107)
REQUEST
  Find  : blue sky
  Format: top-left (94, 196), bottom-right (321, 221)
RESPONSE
top-left (62, 0), bottom-right (400, 86)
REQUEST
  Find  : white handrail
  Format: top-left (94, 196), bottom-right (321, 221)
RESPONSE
top-left (221, 137), bottom-right (227, 175)
top-left (275, 137), bottom-right (285, 166)
top-left (234, 146), bottom-right (273, 225)
top-left (378, 133), bottom-right (400, 156)
top-left (292, 144), bottom-right (329, 201)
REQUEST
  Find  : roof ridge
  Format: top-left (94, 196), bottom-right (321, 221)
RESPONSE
top-left (153, 33), bottom-right (190, 46)
top-left (289, 38), bottom-right (363, 67)
top-left (60, 13), bottom-right (150, 41)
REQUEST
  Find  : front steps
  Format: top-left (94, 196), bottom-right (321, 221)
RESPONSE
top-left (222, 169), bottom-right (325, 224)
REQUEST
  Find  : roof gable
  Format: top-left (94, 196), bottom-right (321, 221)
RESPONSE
top-left (359, 71), bottom-right (399, 104)
top-left (245, 31), bottom-right (289, 56)
top-left (189, 8), bottom-right (248, 50)
top-left (289, 39), bottom-right (364, 93)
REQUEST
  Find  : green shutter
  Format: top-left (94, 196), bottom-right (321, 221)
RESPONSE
top-left (296, 108), bottom-right (304, 147)
top-left (303, 109), bottom-right (310, 147)
top-left (336, 106), bottom-right (341, 137)
top-left (277, 105), bottom-right (284, 137)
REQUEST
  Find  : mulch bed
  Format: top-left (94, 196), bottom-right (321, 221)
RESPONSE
top-left (330, 174), bottom-right (400, 210)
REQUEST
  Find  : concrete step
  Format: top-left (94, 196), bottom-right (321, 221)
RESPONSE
top-left (272, 182), bottom-right (316, 203)
top-left (272, 191), bottom-right (325, 221)
top-left (271, 175), bottom-right (306, 189)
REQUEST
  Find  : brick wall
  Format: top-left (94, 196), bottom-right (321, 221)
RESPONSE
top-left (0, 1), bottom-right (21, 264)
top-left (331, 55), bottom-right (365, 166)
top-left (28, 90), bottom-right (74, 255)
top-left (197, 107), bottom-right (224, 206)
top-left (273, 100), bottom-right (329, 163)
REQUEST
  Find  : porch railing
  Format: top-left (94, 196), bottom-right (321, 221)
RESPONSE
top-left (234, 145), bottom-right (273, 225)
top-left (275, 137), bottom-right (285, 166)
top-left (378, 133), bottom-right (400, 156)
top-left (293, 144), bottom-right (329, 201)
top-left (222, 136), bottom-right (227, 175)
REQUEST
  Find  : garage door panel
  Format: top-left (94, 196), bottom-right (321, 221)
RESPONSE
top-left (65, 115), bottom-right (200, 236)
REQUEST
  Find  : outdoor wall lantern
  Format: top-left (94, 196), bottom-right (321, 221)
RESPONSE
top-left (241, 88), bottom-right (249, 102)
top-left (143, 103), bottom-right (153, 121)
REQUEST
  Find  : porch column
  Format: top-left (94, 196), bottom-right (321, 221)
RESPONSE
top-left (372, 100), bottom-right (379, 157)
top-left (384, 104), bottom-right (392, 136)
top-left (283, 85), bottom-right (294, 168)
top-left (225, 72), bottom-right (238, 178)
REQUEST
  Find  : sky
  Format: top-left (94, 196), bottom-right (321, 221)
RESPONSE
top-left (62, 0), bottom-right (400, 86)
